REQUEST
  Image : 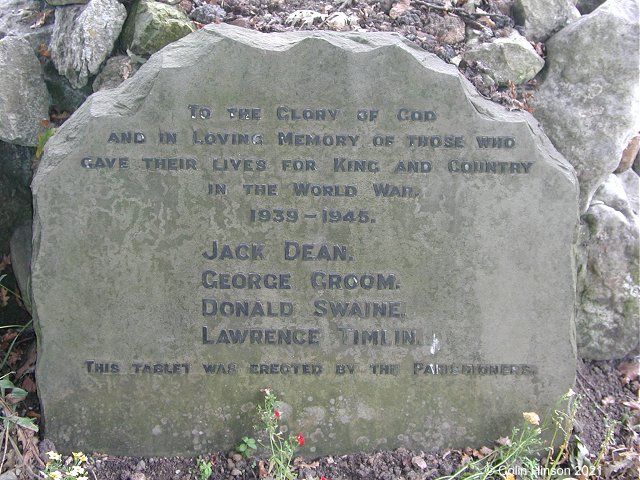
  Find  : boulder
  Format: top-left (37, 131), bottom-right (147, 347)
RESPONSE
top-left (9, 224), bottom-right (32, 313)
top-left (0, 0), bottom-right (54, 52)
top-left (42, 59), bottom-right (92, 112)
top-left (577, 174), bottom-right (640, 359)
top-left (576, 0), bottom-right (607, 13)
top-left (0, 140), bottom-right (33, 255)
top-left (121, 0), bottom-right (196, 56)
top-left (464, 32), bottom-right (545, 85)
top-left (617, 169), bottom-right (639, 215)
top-left (531, 0), bottom-right (640, 213)
top-left (513, 0), bottom-right (580, 42)
top-left (0, 174), bottom-right (32, 255)
top-left (93, 56), bottom-right (140, 92)
top-left (0, 36), bottom-right (49, 146)
top-left (49, 0), bottom-right (127, 89)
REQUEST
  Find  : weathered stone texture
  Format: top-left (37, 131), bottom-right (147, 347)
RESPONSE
top-left (577, 174), bottom-right (640, 359)
top-left (0, 36), bottom-right (49, 146)
top-left (532, 0), bottom-right (640, 213)
top-left (121, 0), bottom-right (195, 56)
top-left (50, 0), bottom-right (127, 89)
top-left (465, 32), bottom-right (545, 85)
top-left (513, 0), bottom-right (580, 42)
top-left (33, 25), bottom-right (578, 456)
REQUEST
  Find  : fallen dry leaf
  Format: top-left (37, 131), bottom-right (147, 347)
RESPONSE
top-left (0, 254), bottom-right (10, 272)
top-left (389, 0), bottom-right (411, 20)
top-left (293, 457), bottom-right (319, 469)
top-left (602, 395), bottom-right (616, 406)
top-left (257, 460), bottom-right (268, 477)
top-left (477, 16), bottom-right (495, 28)
top-left (20, 375), bottom-right (37, 394)
top-left (622, 400), bottom-right (640, 410)
top-left (618, 360), bottom-right (640, 385)
top-left (38, 43), bottom-right (50, 58)
top-left (523, 411), bottom-right (540, 425)
top-left (0, 287), bottom-right (9, 307)
top-left (472, 446), bottom-right (493, 458)
top-left (496, 436), bottom-right (511, 446)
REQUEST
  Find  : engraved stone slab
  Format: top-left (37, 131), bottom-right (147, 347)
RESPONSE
top-left (32, 25), bottom-right (578, 456)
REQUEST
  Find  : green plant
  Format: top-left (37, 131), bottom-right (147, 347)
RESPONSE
top-left (0, 274), bottom-right (33, 372)
top-left (35, 127), bottom-right (56, 161)
top-left (437, 391), bottom-right (581, 480)
top-left (196, 456), bottom-right (213, 480)
top-left (42, 451), bottom-right (90, 480)
top-left (0, 374), bottom-right (39, 472)
top-left (236, 435), bottom-right (257, 459)
top-left (257, 388), bottom-right (305, 480)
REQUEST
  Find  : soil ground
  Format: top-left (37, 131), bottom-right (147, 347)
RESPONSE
top-left (1, 0), bottom-right (638, 479)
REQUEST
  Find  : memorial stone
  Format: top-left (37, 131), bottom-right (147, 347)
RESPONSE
top-left (32, 25), bottom-right (579, 456)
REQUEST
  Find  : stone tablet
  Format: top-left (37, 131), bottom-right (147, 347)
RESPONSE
top-left (32, 25), bottom-right (578, 456)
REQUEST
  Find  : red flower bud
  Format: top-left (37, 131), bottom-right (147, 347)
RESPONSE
top-left (274, 410), bottom-right (281, 418)
top-left (296, 433), bottom-right (305, 446)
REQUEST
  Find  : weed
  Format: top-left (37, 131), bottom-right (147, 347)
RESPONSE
top-left (236, 436), bottom-right (257, 459)
top-left (42, 451), bottom-right (90, 480)
top-left (35, 127), bottom-right (56, 161)
top-left (196, 456), bottom-right (213, 480)
top-left (257, 388), bottom-right (305, 480)
top-left (0, 373), bottom-right (39, 474)
top-left (436, 391), bottom-right (581, 480)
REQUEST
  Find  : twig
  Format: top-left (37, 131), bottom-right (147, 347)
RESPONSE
top-left (0, 427), bottom-right (8, 473)
top-left (576, 371), bottom-right (608, 416)
top-left (411, 0), bottom-right (510, 19)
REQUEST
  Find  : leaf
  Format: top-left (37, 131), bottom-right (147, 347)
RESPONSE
top-left (496, 436), bottom-right (511, 446)
top-left (389, 0), bottom-right (411, 20)
top-left (7, 387), bottom-right (28, 403)
top-left (617, 360), bottom-right (639, 385)
top-left (38, 43), bottom-right (50, 58)
top-left (11, 415), bottom-right (39, 432)
top-left (0, 377), bottom-right (15, 390)
top-left (257, 460), bottom-right (268, 477)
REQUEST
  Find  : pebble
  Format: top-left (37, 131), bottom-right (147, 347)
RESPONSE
top-left (231, 453), bottom-right (243, 462)
top-left (411, 455), bottom-right (428, 470)
top-left (231, 468), bottom-right (242, 476)
top-left (135, 460), bottom-right (146, 471)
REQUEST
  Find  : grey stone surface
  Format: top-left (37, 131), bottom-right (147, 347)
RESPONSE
top-left (0, 173), bottom-right (31, 255)
top-left (513, 0), bottom-right (580, 42)
top-left (464, 32), bottom-right (545, 85)
top-left (0, 141), bottom-right (33, 256)
top-left (42, 59), bottom-right (93, 112)
top-left (576, 0), bottom-right (607, 13)
top-left (93, 56), bottom-right (140, 92)
top-left (9, 224), bottom-right (32, 313)
top-left (33, 24), bottom-right (578, 456)
top-left (0, 140), bottom-right (34, 188)
top-left (50, 0), bottom-right (127, 89)
top-left (122, 0), bottom-right (195, 56)
top-left (617, 169), bottom-right (639, 215)
top-left (577, 174), bottom-right (640, 359)
top-left (531, 0), bottom-right (640, 214)
top-left (45, 0), bottom-right (87, 4)
top-left (0, 36), bottom-right (49, 146)
top-left (0, 0), bottom-right (54, 52)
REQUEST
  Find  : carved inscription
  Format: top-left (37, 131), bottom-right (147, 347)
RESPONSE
top-left (81, 104), bottom-right (536, 378)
